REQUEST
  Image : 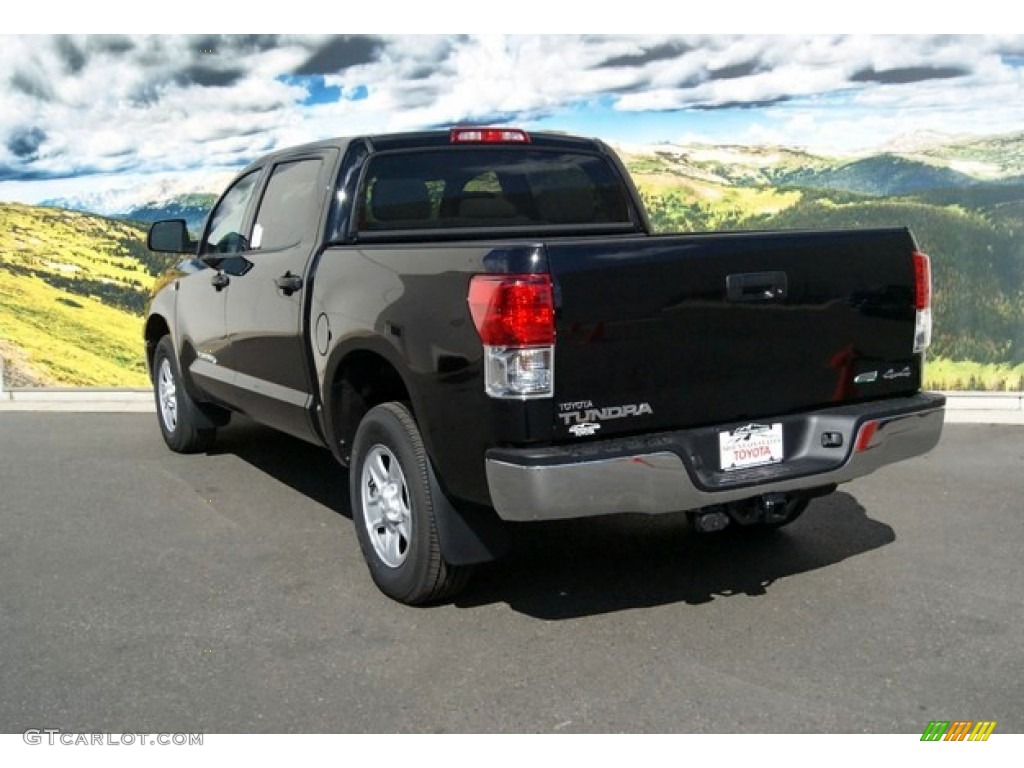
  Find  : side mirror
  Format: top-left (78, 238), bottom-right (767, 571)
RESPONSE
top-left (147, 219), bottom-right (196, 254)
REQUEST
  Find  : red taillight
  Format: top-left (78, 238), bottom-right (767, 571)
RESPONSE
top-left (450, 127), bottom-right (530, 144)
top-left (855, 420), bottom-right (879, 452)
top-left (913, 251), bottom-right (931, 310)
top-left (469, 274), bottom-right (554, 346)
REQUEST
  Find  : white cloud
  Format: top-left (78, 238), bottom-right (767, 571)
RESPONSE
top-left (1, 33), bottom-right (1024, 202)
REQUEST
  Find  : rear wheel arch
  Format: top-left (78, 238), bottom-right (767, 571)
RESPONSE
top-left (325, 347), bottom-right (415, 466)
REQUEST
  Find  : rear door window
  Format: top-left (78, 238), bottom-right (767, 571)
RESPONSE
top-left (251, 158), bottom-right (324, 251)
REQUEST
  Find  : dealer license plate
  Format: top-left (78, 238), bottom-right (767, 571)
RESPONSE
top-left (719, 423), bottom-right (784, 471)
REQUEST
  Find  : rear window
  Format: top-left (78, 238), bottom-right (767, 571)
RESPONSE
top-left (357, 148), bottom-right (632, 232)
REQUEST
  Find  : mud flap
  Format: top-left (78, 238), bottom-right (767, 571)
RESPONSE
top-left (428, 460), bottom-right (509, 566)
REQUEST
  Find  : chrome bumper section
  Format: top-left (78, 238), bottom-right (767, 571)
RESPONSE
top-left (486, 396), bottom-right (945, 522)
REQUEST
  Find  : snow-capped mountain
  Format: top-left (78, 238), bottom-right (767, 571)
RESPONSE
top-left (40, 170), bottom-right (232, 218)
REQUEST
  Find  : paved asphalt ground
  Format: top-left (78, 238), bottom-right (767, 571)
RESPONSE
top-left (0, 413), bottom-right (1020, 733)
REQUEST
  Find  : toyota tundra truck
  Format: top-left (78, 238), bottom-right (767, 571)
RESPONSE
top-left (144, 127), bottom-right (945, 604)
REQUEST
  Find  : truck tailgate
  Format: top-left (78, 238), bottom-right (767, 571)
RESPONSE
top-left (547, 228), bottom-right (922, 439)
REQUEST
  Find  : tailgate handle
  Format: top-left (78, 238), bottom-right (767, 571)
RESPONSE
top-left (726, 271), bottom-right (788, 302)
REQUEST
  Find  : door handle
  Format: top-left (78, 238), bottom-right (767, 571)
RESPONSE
top-left (726, 271), bottom-right (788, 302)
top-left (211, 272), bottom-right (230, 291)
top-left (275, 271), bottom-right (303, 296)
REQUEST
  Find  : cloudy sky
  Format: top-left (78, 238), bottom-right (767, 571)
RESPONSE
top-left (2, 33), bottom-right (1023, 206)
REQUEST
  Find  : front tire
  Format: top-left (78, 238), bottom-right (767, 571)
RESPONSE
top-left (152, 336), bottom-right (217, 454)
top-left (350, 402), bottom-right (470, 605)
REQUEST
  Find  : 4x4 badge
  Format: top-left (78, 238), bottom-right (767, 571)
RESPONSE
top-left (883, 366), bottom-right (912, 380)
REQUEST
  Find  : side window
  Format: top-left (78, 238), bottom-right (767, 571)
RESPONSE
top-left (252, 159), bottom-right (323, 251)
top-left (202, 171), bottom-right (260, 255)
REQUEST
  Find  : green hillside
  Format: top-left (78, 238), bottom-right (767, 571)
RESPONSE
top-left (781, 154), bottom-right (976, 196)
top-left (0, 203), bottom-right (173, 386)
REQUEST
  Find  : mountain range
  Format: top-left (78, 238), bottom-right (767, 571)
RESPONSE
top-left (619, 129), bottom-right (1024, 193)
top-left (40, 170), bottom-right (235, 233)
top-left (37, 130), bottom-right (1024, 225)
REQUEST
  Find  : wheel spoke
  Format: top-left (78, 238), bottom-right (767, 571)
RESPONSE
top-left (387, 457), bottom-right (403, 487)
top-left (386, 526), bottom-right (403, 563)
top-left (369, 454), bottom-right (388, 490)
top-left (363, 496), bottom-right (385, 530)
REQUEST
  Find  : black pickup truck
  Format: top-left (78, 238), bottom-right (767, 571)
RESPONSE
top-left (145, 127), bottom-right (945, 604)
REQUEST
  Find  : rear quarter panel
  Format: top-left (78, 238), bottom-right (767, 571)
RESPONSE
top-left (312, 242), bottom-right (553, 506)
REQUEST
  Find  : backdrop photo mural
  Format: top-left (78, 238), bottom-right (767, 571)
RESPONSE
top-left (1, 34), bottom-right (1022, 389)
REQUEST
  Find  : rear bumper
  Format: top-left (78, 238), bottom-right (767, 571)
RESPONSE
top-left (485, 393), bottom-right (945, 522)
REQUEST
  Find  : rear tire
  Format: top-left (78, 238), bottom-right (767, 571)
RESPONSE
top-left (152, 336), bottom-right (217, 454)
top-left (350, 402), bottom-right (470, 605)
